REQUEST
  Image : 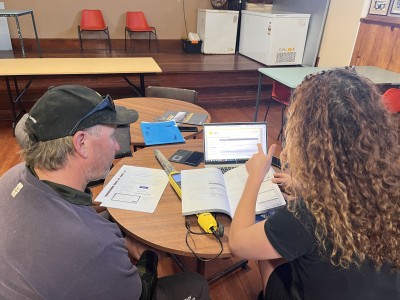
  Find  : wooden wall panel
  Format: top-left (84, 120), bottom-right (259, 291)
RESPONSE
top-left (351, 17), bottom-right (400, 73)
top-left (388, 38), bottom-right (400, 71)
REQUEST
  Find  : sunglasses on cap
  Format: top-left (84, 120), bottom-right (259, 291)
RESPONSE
top-left (69, 94), bottom-right (115, 135)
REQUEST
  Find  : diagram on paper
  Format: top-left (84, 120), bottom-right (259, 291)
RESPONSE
top-left (95, 165), bottom-right (169, 213)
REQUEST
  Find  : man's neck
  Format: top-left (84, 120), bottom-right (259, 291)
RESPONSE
top-left (34, 164), bottom-right (87, 192)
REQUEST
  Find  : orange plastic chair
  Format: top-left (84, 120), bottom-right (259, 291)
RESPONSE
top-left (382, 88), bottom-right (400, 113)
top-left (263, 81), bottom-right (292, 140)
top-left (125, 11), bottom-right (157, 51)
top-left (78, 9), bottom-right (111, 52)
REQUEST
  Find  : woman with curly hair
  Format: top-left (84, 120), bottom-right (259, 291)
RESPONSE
top-left (229, 68), bottom-right (400, 299)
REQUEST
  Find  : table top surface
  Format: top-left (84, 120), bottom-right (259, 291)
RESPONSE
top-left (0, 57), bottom-right (162, 76)
top-left (258, 66), bottom-right (400, 88)
top-left (115, 97), bottom-right (211, 146)
top-left (0, 9), bottom-right (33, 16)
top-left (106, 139), bottom-right (232, 258)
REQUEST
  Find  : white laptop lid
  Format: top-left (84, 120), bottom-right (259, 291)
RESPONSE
top-left (203, 122), bottom-right (267, 168)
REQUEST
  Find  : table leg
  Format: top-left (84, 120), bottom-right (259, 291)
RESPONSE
top-left (5, 76), bottom-right (32, 132)
top-left (196, 260), bottom-right (206, 275)
top-left (168, 253), bottom-right (188, 272)
top-left (254, 73), bottom-right (263, 121)
top-left (14, 16), bottom-right (25, 57)
top-left (30, 12), bottom-right (42, 57)
top-left (169, 253), bottom-right (248, 284)
top-left (207, 259), bottom-right (248, 285)
top-left (122, 75), bottom-right (144, 97)
top-left (196, 258), bottom-right (249, 284)
top-left (5, 78), bottom-right (18, 130)
top-left (140, 74), bottom-right (145, 96)
top-left (5, 77), bottom-right (25, 133)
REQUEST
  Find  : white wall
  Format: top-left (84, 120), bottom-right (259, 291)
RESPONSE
top-left (0, 2), bottom-right (12, 50)
top-left (2, 0), bottom-right (211, 39)
top-left (317, 0), bottom-right (367, 66)
top-left (3, 0), bottom-right (370, 66)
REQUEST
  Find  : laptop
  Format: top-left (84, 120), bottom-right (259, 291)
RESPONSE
top-left (203, 122), bottom-right (267, 173)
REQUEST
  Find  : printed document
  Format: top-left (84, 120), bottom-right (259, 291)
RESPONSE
top-left (155, 110), bottom-right (209, 125)
top-left (181, 165), bottom-right (285, 217)
top-left (95, 165), bottom-right (168, 213)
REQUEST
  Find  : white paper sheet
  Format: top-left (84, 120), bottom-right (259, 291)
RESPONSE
top-left (181, 167), bottom-right (231, 216)
top-left (95, 165), bottom-right (168, 213)
top-left (224, 166), bottom-right (285, 217)
top-left (181, 165), bottom-right (285, 217)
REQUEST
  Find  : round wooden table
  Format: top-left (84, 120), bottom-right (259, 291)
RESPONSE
top-left (106, 139), bottom-right (231, 258)
top-left (105, 139), bottom-right (249, 281)
top-left (115, 98), bottom-right (211, 147)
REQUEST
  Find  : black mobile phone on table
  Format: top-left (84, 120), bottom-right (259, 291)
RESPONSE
top-left (184, 151), bottom-right (204, 166)
top-left (178, 126), bottom-right (198, 132)
top-left (169, 150), bottom-right (204, 167)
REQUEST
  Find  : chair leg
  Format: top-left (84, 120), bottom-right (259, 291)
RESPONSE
top-left (277, 104), bottom-right (286, 141)
top-left (125, 28), bottom-right (127, 51)
top-left (153, 30), bottom-right (158, 52)
top-left (263, 102), bottom-right (272, 122)
top-left (105, 28), bottom-right (111, 53)
top-left (127, 31), bottom-right (134, 50)
top-left (277, 127), bottom-right (283, 141)
top-left (78, 26), bottom-right (83, 50)
top-left (148, 32), bottom-right (151, 50)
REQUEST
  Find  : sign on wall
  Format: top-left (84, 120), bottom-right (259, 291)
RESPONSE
top-left (368, 0), bottom-right (391, 15)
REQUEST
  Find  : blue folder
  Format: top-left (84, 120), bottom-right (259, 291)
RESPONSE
top-left (140, 120), bottom-right (185, 146)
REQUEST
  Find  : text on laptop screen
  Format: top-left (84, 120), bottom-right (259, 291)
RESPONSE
top-left (203, 123), bottom-right (267, 163)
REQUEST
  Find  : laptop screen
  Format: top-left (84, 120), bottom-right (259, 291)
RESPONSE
top-left (203, 122), bottom-right (267, 165)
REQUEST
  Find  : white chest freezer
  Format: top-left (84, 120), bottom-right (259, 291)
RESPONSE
top-left (0, 2), bottom-right (12, 50)
top-left (239, 10), bottom-right (310, 66)
top-left (197, 9), bottom-right (239, 54)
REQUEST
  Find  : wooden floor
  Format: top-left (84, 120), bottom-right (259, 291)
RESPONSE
top-left (0, 48), bottom-right (283, 300)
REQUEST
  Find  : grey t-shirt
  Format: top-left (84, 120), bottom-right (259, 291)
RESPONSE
top-left (0, 163), bottom-right (142, 299)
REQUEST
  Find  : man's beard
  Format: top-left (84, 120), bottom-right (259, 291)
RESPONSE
top-left (86, 160), bottom-right (113, 183)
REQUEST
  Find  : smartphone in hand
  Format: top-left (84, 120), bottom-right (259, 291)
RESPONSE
top-left (271, 156), bottom-right (282, 169)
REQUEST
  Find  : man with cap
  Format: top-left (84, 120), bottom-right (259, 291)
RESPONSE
top-left (0, 85), bottom-right (210, 299)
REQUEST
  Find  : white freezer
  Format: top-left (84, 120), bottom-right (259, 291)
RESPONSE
top-left (0, 2), bottom-right (12, 50)
top-left (197, 9), bottom-right (239, 54)
top-left (239, 10), bottom-right (310, 66)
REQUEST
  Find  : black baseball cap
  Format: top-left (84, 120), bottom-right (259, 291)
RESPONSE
top-left (25, 85), bottom-right (139, 142)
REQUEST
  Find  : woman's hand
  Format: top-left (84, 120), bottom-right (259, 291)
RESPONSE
top-left (246, 143), bottom-right (277, 183)
top-left (272, 172), bottom-right (292, 186)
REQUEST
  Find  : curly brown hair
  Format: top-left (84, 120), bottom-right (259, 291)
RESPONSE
top-left (281, 68), bottom-right (400, 270)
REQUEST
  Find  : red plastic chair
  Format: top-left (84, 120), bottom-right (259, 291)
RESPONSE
top-left (78, 9), bottom-right (111, 52)
top-left (125, 11), bottom-right (157, 51)
top-left (263, 81), bottom-right (292, 140)
top-left (382, 88), bottom-right (400, 113)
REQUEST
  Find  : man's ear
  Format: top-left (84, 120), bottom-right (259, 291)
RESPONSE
top-left (72, 131), bottom-right (89, 158)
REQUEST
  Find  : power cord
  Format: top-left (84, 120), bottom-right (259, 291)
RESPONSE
top-left (182, 0), bottom-right (188, 38)
top-left (185, 218), bottom-right (224, 262)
